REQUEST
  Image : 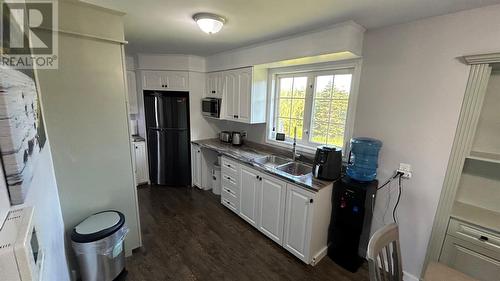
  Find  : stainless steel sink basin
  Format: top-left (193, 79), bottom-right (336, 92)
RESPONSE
top-left (276, 162), bottom-right (312, 177)
top-left (253, 155), bottom-right (291, 167)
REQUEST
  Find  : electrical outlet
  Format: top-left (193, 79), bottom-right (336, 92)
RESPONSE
top-left (397, 163), bottom-right (412, 179)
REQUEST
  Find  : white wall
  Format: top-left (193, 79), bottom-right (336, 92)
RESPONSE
top-left (354, 4), bottom-right (500, 279)
top-left (23, 146), bottom-right (70, 281)
top-left (36, 2), bottom-right (141, 275)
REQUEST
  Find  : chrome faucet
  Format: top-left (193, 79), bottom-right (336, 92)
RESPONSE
top-left (292, 127), bottom-right (300, 161)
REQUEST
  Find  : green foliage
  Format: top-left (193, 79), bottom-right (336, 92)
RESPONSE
top-left (276, 75), bottom-right (351, 147)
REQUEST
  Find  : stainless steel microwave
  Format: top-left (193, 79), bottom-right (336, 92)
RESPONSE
top-left (202, 98), bottom-right (221, 118)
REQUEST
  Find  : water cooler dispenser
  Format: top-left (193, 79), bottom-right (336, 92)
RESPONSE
top-left (328, 177), bottom-right (378, 272)
top-left (328, 137), bottom-right (382, 272)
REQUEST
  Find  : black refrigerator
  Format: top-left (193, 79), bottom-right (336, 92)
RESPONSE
top-left (144, 90), bottom-right (191, 186)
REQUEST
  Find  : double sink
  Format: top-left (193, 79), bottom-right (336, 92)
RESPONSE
top-left (252, 155), bottom-right (312, 177)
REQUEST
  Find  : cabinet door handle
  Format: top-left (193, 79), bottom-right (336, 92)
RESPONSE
top-left (233, 115), bottom-right (237, 118)
top-left (259, 177), bottom-right (262, 181)
top-left (212, 90), bottom-right (216, 93)
top-left (479, 235), bottom-right (489, 242)
top-left (256, 175), bottom-right (259, 179)
top-left (309, 199), bottom-right (314, 204)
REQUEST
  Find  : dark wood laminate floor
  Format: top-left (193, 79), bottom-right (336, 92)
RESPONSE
top-left (125, 185), bottom-right (369, 281)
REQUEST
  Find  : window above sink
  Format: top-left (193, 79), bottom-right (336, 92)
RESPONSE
top-left (266, 60), bottom-right (361, 155)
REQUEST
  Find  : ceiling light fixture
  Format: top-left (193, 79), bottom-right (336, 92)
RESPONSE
top-left (193, 13), bottom-right (226, 34)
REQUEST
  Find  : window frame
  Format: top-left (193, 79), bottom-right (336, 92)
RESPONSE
top-left (266, 60), bottom-right (362, 156)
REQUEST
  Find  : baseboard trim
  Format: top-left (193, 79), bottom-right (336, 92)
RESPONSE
top-left (310, 246), bottom-right (328, 266)
top-left (404, 271), bottom-right (419, 281)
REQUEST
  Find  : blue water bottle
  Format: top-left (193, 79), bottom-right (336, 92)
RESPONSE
top-left (346, 137), bottom-right (382, 182)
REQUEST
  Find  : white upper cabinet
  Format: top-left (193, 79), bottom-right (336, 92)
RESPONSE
top-left (237, 68), bottom-right (252, 123)
top-left (206, 71), bottom-right (223, 98)
top-left (126, 71), bottom-right (138, 114)
top-left (223, 70), bottom-right (238, 120)
top-left (207, 66), bottom-right (266, 124)
top-left (142, 70), bottom-right (189, 91)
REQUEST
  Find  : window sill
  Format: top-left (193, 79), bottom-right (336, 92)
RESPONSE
top-left (265, 138), bottom-right (319, 156)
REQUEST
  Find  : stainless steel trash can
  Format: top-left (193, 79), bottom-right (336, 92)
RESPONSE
top-left (71, 211), bottom-right (128, 281)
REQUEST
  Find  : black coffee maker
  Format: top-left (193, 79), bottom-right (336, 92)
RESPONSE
top-left (313, 146), bottom-right (342, 181)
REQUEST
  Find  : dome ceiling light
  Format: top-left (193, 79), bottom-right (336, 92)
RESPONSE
top-left (193, 13), bottom-right (226, 34)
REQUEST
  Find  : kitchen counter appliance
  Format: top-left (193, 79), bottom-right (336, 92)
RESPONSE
top-left (313, 146), bottom-right (342, 181)
top-left (219, 131), bottom-right (232, 143)
top-left (232, 132), bottom-right (243, 146)
top-left (202, 98), bottom-right (221, 118)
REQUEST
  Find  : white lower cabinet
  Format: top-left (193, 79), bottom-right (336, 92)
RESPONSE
top-left (239, 166), bottom-right (260, 227)
top-left (191, 144), bottom-right (202, 188)
top-left (221, 157), bottom-right (241, 214)
top-left (283, 184), bottom-right (314, 262)
top-left (258, 174), bottom-right (287, 245)
top-left (133, 141), bottom-right (149, 185)
top-left (219, 156), bottom-right (333, 265)
top-left (441, 235), bottom-right (500, 281)
top-left (440, 219), bottom-right (500, 281)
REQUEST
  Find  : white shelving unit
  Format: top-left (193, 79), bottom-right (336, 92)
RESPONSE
top-left (425, 54), bottom-right (500, 281)
top-left (467, 151), bottom-right (500, 164)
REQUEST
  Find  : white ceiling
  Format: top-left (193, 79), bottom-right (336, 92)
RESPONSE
top-left (84, 0), bottom-right (500, 56)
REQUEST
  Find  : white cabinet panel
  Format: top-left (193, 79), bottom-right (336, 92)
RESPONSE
top-left (134, 141), bottom-right (148, 185)
top-left (165, 71), bottom-right (189, 90)
top-left (126, 71), bottom-right (138, 114)
top-left (237, 68), bottom-right (252, 123)
top-left (258, 175), bottom-right (287, 245)
top-left (142, 71), bottom-right (164, 90)
top-left (142, 71), bottom-right (189, 91)
top-left (283, 184), bottom-right (314, 262)
top-left (441, 235), bottom-right (500, 281)
top-left (191, 144), bottom-right (202, 188)
top-left (239, 166), bottom-right (260, 227)
top-left (223, 70), bottom-right (237, 120)
top-left (219, 67), bottom-right (264, 123)
top-left (206, 72), bottom-right (223, 98)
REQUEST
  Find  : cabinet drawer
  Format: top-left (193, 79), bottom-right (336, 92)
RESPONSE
top-left (448, 219), bottom-right (500, 253)
top-left (222, 187), bottom-right (239, 206)
top-left (221, 184), bottom-right (239, 199)
top-left (221, 197), bottom-right (239, 214)
top-left (440, 235), bottom-right (500, 281)
top-left (221, 157), bottom-right (239, 177)
top-left (222, 173), bottom-right (239, 188)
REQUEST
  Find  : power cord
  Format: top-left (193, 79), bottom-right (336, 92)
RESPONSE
top-left (392, 175), bottom-right (403, 223)
top-left (377, 171), bottom-right (403, 190)
top-left (376, 171), bottom-right (404, 223)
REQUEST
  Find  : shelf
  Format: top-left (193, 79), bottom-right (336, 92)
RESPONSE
top-left (467, 151), bottom-right (500, 164)
top-left (451, 201), bottom-right (500, 233)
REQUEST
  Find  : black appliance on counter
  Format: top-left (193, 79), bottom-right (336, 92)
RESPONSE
top-left (144, 90), bottom-right (191, 186)
top-left (328, 177), bottom-right (378, 272)
top-left (313, 146), bottom-right (342, 181)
